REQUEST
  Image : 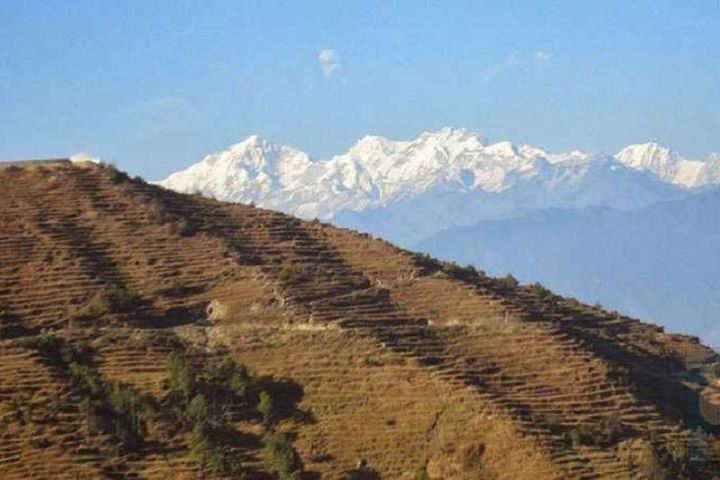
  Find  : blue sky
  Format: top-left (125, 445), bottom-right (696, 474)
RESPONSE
top-left (1, 0), bottom-right (719, 179)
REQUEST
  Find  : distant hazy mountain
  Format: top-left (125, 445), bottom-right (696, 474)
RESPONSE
top-left (418, 191), bottom-right (720, 348)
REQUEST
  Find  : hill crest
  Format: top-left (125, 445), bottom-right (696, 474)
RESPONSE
top-left (1, 161), bottom-right (720, 479)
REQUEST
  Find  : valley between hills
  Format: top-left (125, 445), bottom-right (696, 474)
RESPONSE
top-left (2, 159), bottom-right (720, 479)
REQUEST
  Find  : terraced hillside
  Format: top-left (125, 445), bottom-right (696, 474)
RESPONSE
top-left (1, 160), bottom-right (720, 479)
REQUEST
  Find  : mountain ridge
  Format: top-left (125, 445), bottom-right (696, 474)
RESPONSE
top-left (158, 128), bottom-right (720, 223)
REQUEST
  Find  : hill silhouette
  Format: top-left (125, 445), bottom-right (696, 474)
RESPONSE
top-left (1, 160), bottom-right (719, 479)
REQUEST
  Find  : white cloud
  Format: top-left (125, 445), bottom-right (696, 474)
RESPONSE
top-left (481, 51), bottom-right (554, 83)
top-left (481, 51), bottom-right (520, 83)
top-left (318, 48), bottom-right (342, 76)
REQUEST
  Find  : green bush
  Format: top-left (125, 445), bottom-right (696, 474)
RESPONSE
top-left (229, 367), bottom-right (250, 399)
top-left (564, 297), bottom-right (582, 308)
top-left (23, 332), bottom-right (88, 366)
top-left (166, 352), bottom-right (197, 399)
top-left (186, 394), bottom-right (211, 427)
top-left (277, 264), bottom-right (311, 283)
top-left (69, 362), bottom-right (104, 395)
top-left (257, 390), bottom-right (275, 424)
top-left (566, 415), bottom-right (626, 447)
top-left (497, 274), bottom-right (519, 289)
top-left (27, 332), bottom-right (65, 358)
top-left (188, 414), bottom-right (242, 477)
top-left (528, 282), bottom-right (553, 299)
top-left (170, 219), bottom-right (196, 237)
top-left (441, 262), bottom-right (482, 281)
top-left (190, 422), bottom-right (214, 466)
top-left (68, 355), bottom-right (150, 450)
top-left (263, 431), bottom-right (303, 480)
top-left (107, 383), bottom-right (152, 445)
top-left (415, 467), bottom-right (430, 480)
top-left (441, 262), bottom-right (464, 277)
top-left (162, 351), bottom-right (257, 477)
top-left (74, 285), bottom-right (142, 319)
top-left (102, 164), bottom-right (130, 184)
top-left (410, 252), bottom-right (441, 271)
top-left (204, 357), bottom-right (251, 401)
top-left (79, 397), bottom-right (104, 434)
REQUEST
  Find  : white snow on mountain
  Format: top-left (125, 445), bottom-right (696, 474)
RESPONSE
top-left (158, 128), bottom-right (720, 227)
top-left (615, 142), bottom-right (720, 188)
top-left (70, 153), bottom-right (103, 164)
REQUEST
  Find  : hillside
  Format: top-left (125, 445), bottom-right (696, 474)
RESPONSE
top-left (2, 160), bottom-right (720, 479)
top-left (417, 192), bottom-right (720, 349)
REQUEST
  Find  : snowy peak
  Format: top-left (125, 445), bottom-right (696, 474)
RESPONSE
top-left (616, 142), bottom-right (677, 170)
top-left (159, 134), bottom-right (312, 203)
top-left (216, 134), bottom-right (310, 172)
top-left (615, 142), bottom-right (719, 187)
top-left (615, 142), bottom-right (685, 183)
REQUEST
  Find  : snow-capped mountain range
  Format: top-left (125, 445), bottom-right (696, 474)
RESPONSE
top-left (158, 127), bottom-right (720, 225)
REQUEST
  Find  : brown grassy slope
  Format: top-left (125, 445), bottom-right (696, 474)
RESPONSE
top-left (0, 161), bottom-right (718, 479)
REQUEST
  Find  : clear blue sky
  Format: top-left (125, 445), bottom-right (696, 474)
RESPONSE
top-left (1, 0), bottom-right (719, 180)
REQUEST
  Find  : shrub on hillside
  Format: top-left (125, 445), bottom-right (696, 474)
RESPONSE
top-left (528, 282), bottom-right (554, 299)
top-left (165, 351), bottom-right (198, 400)
top-left (566, 414), bottom-right (626, 448)
top-left (441, 262), bottom-right (483, 281)
top-left (257, 390), bottom-right (275, 424)
top-left (69, 362), bottom-right (104, 395)
top-left (189, 422), bottom-right (239, 476)
top-left (169, 219), bottom-right (196, 237)
top-left (277, 264), bottom-right (311, 283)
top-left (203, 357), bottom-right (251, 401)
top-left (415, 467), bottom-right (430, 480)
top-left (66, 352), bottom-right (152, 451)
top-left (564, 297), bottom-right (583, 308)
top-left (496, 274), bottom-right (519, 289)
top-left (640, 447), bottom-right (690, 480)
top-left (146, 202), bottom-right (169, 224)
top-left (74, 285), bottom-right (142, 319)
top-left (22, 332), bottom-right (90, 366)
top-left (185, 394), bottom-right (211, 427)
top-left (410, 252), bottom-right (441, 272)
top-left (101, 163), bottom-right (130, 184)
top-left (263, 431), bottom-right (303, 480)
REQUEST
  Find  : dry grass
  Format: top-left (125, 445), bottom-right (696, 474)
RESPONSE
top-left (0, 162), bottom-right (717, 479)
